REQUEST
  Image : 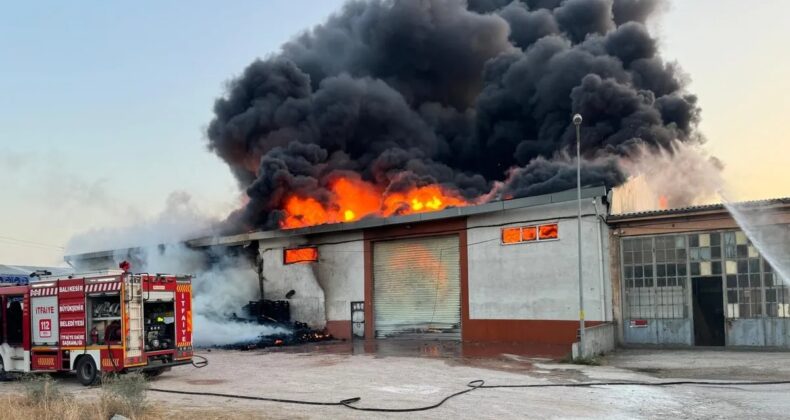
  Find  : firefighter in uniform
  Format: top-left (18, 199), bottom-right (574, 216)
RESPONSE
top-left (104, 320), bottom-right (122, 344)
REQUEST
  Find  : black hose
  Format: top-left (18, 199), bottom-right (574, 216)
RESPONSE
top-left (148, 387), bottom-right (360, 407)
top-left (340, 380), bottom-right (484, 413)
top-left (147, 378), bottom-right (790, 413)
top-left (190, 355), bottom-right (208, 368)
top-left (107, 341), bottom-right (119, 373)
top-left (474, 379), bottom-right (790, 388)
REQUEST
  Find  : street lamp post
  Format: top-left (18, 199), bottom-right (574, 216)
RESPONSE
top-left (572, 113), bottom-right (585, 359)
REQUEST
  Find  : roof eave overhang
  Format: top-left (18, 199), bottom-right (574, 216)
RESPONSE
top-left (607, 201), bottom-right (790, 224)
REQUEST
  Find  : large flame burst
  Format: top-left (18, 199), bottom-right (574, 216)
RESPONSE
top-left (280, 177), bottom-right (468, 229)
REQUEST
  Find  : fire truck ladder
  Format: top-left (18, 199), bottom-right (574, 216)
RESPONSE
top-left (124, 275), bottom-right (144, 364)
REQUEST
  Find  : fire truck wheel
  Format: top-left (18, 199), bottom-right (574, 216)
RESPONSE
top-left (0, 357), bottom-right (6, 381)
top-left (75, 357), bottom-right (99, 386)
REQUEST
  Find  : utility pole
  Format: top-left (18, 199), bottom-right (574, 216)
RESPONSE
top-left (573, 113), bottom-right (586, 358)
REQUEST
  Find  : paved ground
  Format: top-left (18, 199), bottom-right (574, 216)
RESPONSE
top-left (2, 343), bottom-right (790, 419)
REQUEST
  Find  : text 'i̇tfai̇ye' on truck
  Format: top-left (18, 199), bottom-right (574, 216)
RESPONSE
top-left (0, 261), bottom-right (193, 385)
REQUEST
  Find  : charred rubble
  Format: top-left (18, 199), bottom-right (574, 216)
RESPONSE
top-left (222, 299), bottom-right (333, 350)
top-left (216, 242), bottom-right (334, 350)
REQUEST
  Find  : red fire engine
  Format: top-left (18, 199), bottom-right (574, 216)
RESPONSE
top-left (0, 265), bottom-right (193, 385)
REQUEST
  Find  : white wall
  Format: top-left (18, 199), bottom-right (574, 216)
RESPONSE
top-left (572, 322), bottom-right (615, 359)
top-left (259, 237), bottom-right (326, 328)
top-left (467, 199), bottom-right (611, 322)
top-left (258, 232), bottom-right (364, 327)
top-left (315, 232), bottom-right (364, 322)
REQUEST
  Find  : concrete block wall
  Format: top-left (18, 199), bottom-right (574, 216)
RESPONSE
top-left (466, 199), bottom-right (611, 322)
top-left (255, 232), bottom-right (364, 337)
top-left (315, 232), bottom-right (364, 339)
top-left (259, 237), bottom-right (327, 329)
top-left (572, 322), bottom-right (616, 359)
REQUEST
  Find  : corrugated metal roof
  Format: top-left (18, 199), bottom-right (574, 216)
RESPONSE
top-left (66, 185), bottom-right (609, 260)
top-left (608, 197), bottom-right (790, 221)
top-left (186, 185), bottom-right (608, 248)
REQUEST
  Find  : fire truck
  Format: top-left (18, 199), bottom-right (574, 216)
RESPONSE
top-left (0, 265), bottom-right (193, 385)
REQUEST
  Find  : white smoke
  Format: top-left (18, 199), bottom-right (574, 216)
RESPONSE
top-left (67, 192), bottom-right (287, 346)
top-left (186, 250), bottom-right (290, 347)
top-left (722, 199), bottom-right (789, 287)
top-left (121, 244), bottom-right (289, 347)
top-left (612, 141), bottom-right (724, 213)
top-left (65, 191), bottom-right (221, 255)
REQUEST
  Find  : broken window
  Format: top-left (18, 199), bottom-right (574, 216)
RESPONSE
top-left (724, 231), bottom-right (763, 318)
top-left (500, 223), bottom-right (558, 245)
top-left (501, 227), bottom-right (521, 244)
top-left (689, 232), bottom-right (721, 276)
top-left (623, 237), bottom-right (656, 319)
top-left (623, 235), bottom-right (688, 320)
top-left (284, 247), bottom-right (318, 264)
top-left (538, 223), bottom-right (558, 240)
top-left (654, 235), bottom-right (687, 319)
top-left (623, 228), bottom-right (790, 322)
top-left (756, 225), bottom-right (790, 318)
top-left (521, 226), bottom-right (537, 241)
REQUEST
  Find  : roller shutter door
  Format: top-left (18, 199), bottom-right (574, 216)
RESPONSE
top-left (373, 235), bottom-right (461, 339)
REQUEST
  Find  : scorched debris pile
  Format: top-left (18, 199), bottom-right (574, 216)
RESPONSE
top-left (207, 0), bottom-right (702, 231)
top-left (225, 299), bottom-right (332, 350)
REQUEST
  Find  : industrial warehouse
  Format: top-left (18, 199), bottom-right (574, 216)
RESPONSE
top-left (5, 0), bottom-right (790, 416)
top-left (64, 187), bottom-right (790, 354)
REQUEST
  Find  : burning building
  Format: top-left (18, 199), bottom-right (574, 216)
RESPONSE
top-left (61, 1), bottom-right (790, 353)
top-left (68, 186), bottom-right (614, 352)
top-left (65, 192), bottom-right (790, 354)
top-left (189, 185), bottom-right (613, 347)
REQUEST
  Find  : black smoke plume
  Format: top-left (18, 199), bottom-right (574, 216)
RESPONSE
top-left (207, 0), bottom-right (699, 230)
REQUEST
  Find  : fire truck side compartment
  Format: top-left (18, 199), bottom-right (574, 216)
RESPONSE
top-left (87, 294), bottom-right (122, 345)
top-left (144, 300), bottom-right (176, 353)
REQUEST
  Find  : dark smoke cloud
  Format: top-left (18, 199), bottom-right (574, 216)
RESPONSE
top-left (496, 156), bottom-right (627, 199)
top-left (207, 0), bottom-right (700, 230)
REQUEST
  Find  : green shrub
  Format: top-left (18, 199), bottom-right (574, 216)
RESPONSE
top-left (21, 374), bottom-right (63, 406)
top-left (101, 372), bottom-right (149, 418)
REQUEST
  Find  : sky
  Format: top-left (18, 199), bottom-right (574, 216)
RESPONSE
top-left (1, 0), bottom-right (788, 266)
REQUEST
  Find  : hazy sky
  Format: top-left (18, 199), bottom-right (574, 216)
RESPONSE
top-left (1, 0), bottom-right (788, 266)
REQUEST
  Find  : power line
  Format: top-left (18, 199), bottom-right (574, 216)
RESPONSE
top-left (0, 235), bottom-right (65, 250)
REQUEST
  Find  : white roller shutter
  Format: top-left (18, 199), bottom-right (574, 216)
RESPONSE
top-left (373, 235), bottom-right (461, 339)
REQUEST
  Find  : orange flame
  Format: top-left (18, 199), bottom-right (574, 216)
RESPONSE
top-left (280, 176), bottom-right (469, 229)
top-left (284, 247), bottom-right (318, 264)
top-left (658, 195), bottom-right (669, 210)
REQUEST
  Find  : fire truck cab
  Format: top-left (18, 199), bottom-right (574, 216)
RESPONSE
top-left (0, 269), bottom-right (193, 385)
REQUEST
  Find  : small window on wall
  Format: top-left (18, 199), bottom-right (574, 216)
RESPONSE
top-left (501, 227), bottom-right (521, 244)
top-left (284, 247), bottom-right (318, 264)
top-left (501, 223), bottom-right (558, 245)
top-left (522, 226), bottom-right (537, 241)
top-left (538, 224), bottom-right (558, 240)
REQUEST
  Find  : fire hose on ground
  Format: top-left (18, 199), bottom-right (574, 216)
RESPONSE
top-left (148, 359), bottom-right (790, 414)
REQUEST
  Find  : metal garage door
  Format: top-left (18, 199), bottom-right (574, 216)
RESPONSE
top-left (373, 235), bottom-right (461, 339)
